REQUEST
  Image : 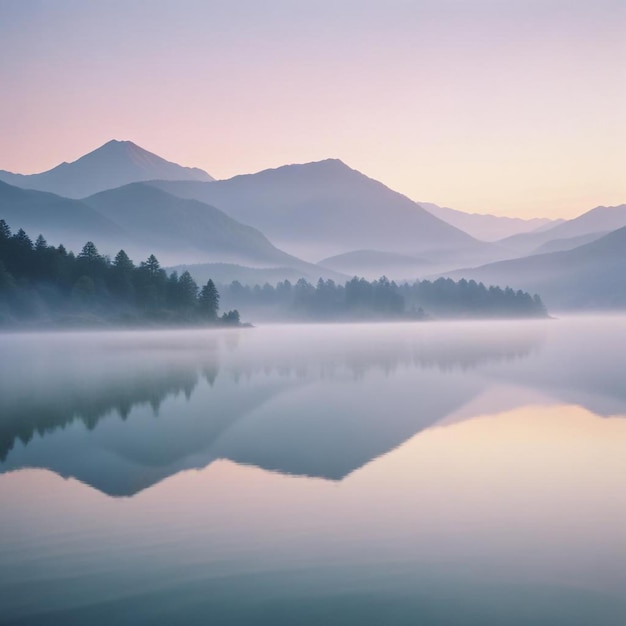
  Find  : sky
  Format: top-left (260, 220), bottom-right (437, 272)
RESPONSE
top-left (0, 0), bottom-right (624, 218)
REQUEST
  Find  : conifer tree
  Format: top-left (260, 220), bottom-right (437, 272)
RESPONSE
top-left (199, 279), bottom-right (219, 320)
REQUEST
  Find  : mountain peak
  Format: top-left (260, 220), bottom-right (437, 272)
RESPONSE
top-left (313, 157), bottom-right (348, 167)
top-left (246, 158), bottom-right (359, 182)
top-left (293, 158), bottom-right (351, 171)
top-left (0, 140), bottom-right (214, 198)
top-left (98, 139), bottom-right (145, 152)
top-left (99, 138), bottom-right (134, 149)
top-left (84, 139), bottom-right (178, 162)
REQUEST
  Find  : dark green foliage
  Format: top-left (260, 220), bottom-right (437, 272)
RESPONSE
top-left (399, 278), bottom-right (547, 318)
top-left (135, 254), bottom-right (167, 312)
top-left (109, 249), bottom-right (135, 299)
top-left (199, 279), bottom-right (219, 320)
top-left (221, 275), bottom-right (547, 320)
top-left (221, 309), bottom-right (240, 325)
top-left (72, 275), bottom-right (96, 304)
top-left (166, 270), bottom-right (199, 315)
top-left (0, 221), bottom-right (241, 327)
top-left (178, 271), bottom-right (199, 308)
top-left (0, 219), bottom-right (10, 241)
top-left (34, 234), bottom-right (48, 251)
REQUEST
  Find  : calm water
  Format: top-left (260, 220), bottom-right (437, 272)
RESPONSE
top-left (0, 318), bottom-right (625, 625)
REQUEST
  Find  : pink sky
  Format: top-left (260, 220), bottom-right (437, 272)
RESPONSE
top-left (0, 1), bottom-right (624, 218)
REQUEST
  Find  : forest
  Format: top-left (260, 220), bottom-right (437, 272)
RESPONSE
top-left (220, 276), bottom-right (547, 320)
top-left (0, 220), bottom-right (547, 327)
top-left (0, 220), bottom-right (240, 327)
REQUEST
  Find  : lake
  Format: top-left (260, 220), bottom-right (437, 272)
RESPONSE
top-left (0, 317), bottom-right (625, 625)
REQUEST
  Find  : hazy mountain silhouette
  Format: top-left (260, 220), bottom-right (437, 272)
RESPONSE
top-left (0, 140), bottom-right (213, 198)
top-left (81, 183), bottom-right (315, 266)
top-left (0, 180), bottom-right (127, 252)
top-left (446, 227), bottom-right (626, 309)
top-left (318, 249), bottom-right (431, 280)
top-left (0, 177), bottom-right (337, 270)
top-left (497, 204), bottom-right (626, 254)
top-left (419, 202), bottom-right (560, 242)
top-left (150, 160), bottom-right (500, 264)
top-left (549, 204), bottom-right (626, 238)
top-left (531, 231), bottom-right (608, 255)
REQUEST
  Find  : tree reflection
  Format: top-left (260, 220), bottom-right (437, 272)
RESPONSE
top-left (0, 325), bottom-right (551, 495)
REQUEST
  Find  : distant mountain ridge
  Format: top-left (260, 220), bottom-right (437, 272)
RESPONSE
top-left (531, 231), bottom-right (608, 255)
top-left (149, 160), bottom-right (499, 265)
top-left (0, 140), bottom-right (213, 198)
top-left (445, 226), bottom-right (626, 310)
top-left (419, 202), bottom-right (561, 242)
top-left (497, 204), bottom-right (626, 254)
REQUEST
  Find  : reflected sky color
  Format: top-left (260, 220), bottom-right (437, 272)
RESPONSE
top-left (1, 404), bottom-right (625, 624)
top-left (0, 318), bottom-right (625, 624)
top-left (1, 1), bottom-right (624, 218)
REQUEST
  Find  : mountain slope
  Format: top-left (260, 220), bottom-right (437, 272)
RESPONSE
top-left (0, 140), bottom-right (213, 198)
top-left (445, 227), bottom-right (626, 309)
top-left (82, 183), bottom-right (312, 267)
top-left (497, 204), bottom-right (626, 254)
top-left (419, 202), bottom-right (560, 241)
top-left (150, 160), bottom-right (498, 263)
top-left (0, 180), bottom-right (126, 251)
top-left (532, 231), bottom-right (607, 255)
top-left (552, 204), bottom-right (626, 239)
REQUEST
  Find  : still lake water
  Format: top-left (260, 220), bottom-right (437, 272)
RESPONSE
top-left (0, 317), bottom-right (625, 625)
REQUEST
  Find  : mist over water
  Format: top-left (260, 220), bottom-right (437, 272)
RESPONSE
top-left (1, 317), bottom-right (625, 625)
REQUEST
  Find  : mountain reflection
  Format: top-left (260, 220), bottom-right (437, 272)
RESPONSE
top-left (2, 320), bottom-right (621, 497)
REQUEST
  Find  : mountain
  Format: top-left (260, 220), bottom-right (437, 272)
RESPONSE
top-left (149, 160), bottom-right (500, 264)
top-left (0, 180), bottom-right (126, 252)
top-left (419, 202), bottom-right (560, 242)
top-left (497, 204), bottom-right (626, 254)
top-left (531, 231), bottom-right (608, 255)
top-left (0, 140), bottom-right (213, 198)
top-left (551, 204), bottom-right (626, 239)
top-left (445, 227), bottom-right (626, 310)
top-left (81, 183), bottom-right (311, 266)
top-left (318, 249), bottom-right (431, 280)
top-left (0, 177), bottom-right (317, 268)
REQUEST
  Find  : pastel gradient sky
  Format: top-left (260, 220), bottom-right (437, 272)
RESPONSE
top-left (1, 0), bottom-right (624, 218)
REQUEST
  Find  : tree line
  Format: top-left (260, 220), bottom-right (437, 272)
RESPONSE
top-left (0, 220), bottom-right (240, 327)
top-left (221, 276), bottom-right (547, 320)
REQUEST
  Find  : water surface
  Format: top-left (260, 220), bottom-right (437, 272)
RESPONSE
top-left (0, 318), bottom-right (625, 625)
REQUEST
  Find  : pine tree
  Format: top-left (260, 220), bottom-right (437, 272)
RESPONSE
top-left (178, 271), bottom-right (199, 311)
top-left (78, 241), bottom-right (100, 260)
top-left (0, 220), bottom-right (11, 241)
top-left (110, 250), bottom-right (135, 300)
top-left (199, 279), bottom-right (219, 320)
top-left (35, 235), bottom-right (48, 251)
top-left (113, 250), bottom-right (134, 272)
top-left (141, 254), bottom-right (161, 275)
